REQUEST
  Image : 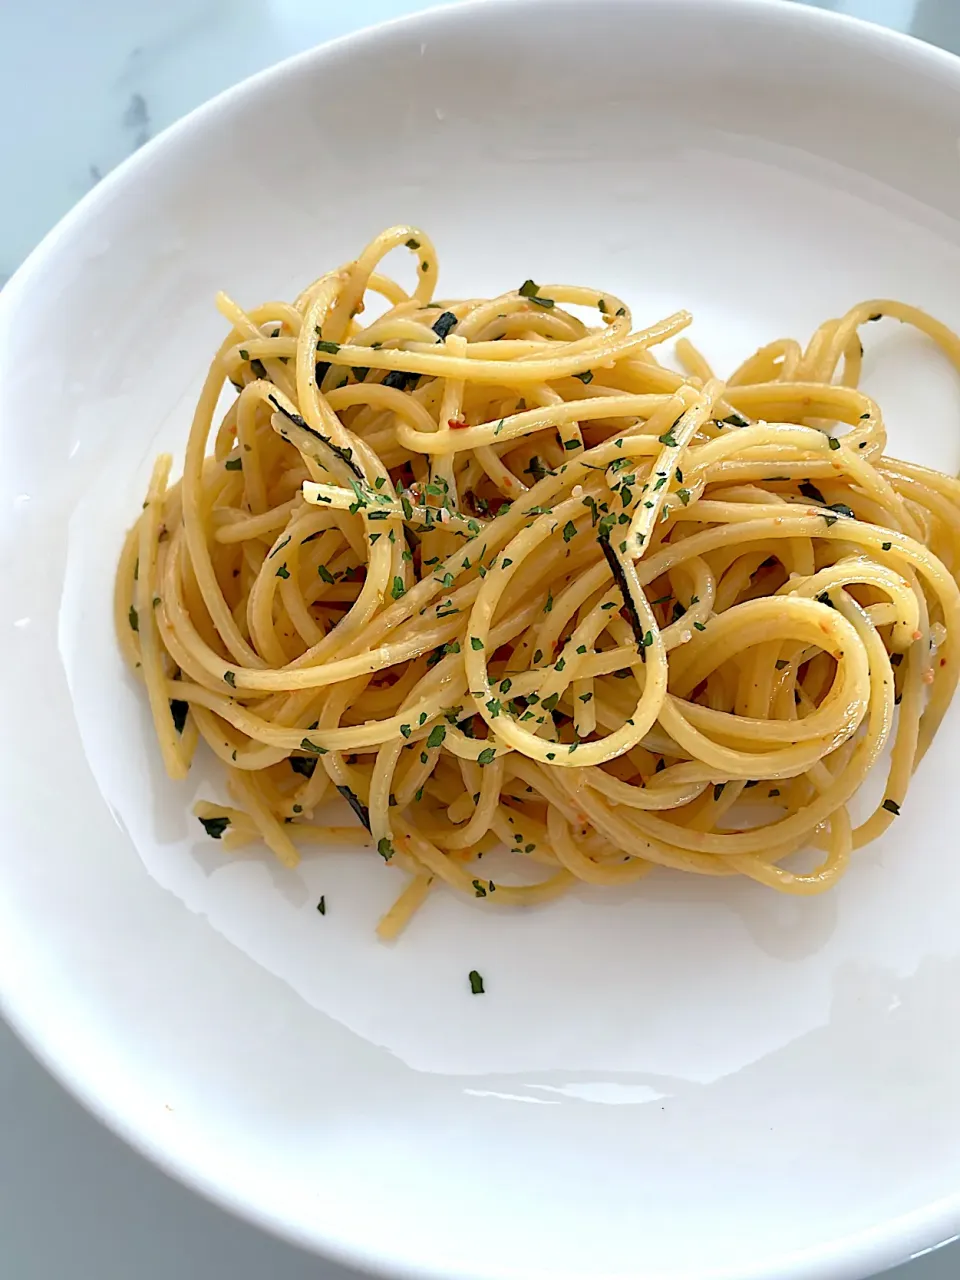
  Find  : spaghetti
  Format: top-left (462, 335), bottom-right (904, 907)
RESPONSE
top-left (115, 226), bottom-right (960, 939)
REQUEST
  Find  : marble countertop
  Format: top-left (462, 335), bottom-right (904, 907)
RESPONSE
top-left (3, 2), bottom-right (960, 1278)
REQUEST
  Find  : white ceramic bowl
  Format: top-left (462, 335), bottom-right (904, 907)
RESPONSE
top-left (4, 1), bottom-right (960, 1276)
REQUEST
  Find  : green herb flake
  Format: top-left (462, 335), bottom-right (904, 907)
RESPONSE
top-left (224, 671), bottom-right (236, 688)
top-left (224, 456), bottom-right (243, 470)
top-left (276, 563), bottom-right (290, 579)
top-left (198, 815), bottom-right (230, 839)
top-left (128, 605), bottom-right (139, 632)
top-left (317, 896), bottom-right (326, 915)
top-left (477, 747), bottom-right (496, 765)
top-left (882, 798), bottom-right (901, 816)
top-left (377, 836), bottom-right (395, 861)
top-left (468, 969), bottom-right (485, 994)
top-left (426, 724), bottom-right (446, 749)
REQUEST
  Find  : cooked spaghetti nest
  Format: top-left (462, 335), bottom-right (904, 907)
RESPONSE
top-left (115, 225), bottom-right (960, 939)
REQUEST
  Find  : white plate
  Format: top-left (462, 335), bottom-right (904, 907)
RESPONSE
top-left (3, 1), bottom-right (960, 1277)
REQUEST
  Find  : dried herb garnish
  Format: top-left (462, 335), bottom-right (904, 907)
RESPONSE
top-left (468, 970), bottom-right (485, 994)
top-left (382, 369), bottom-right (419, 392)
top-left (170, 699), bottom-right (188, 734)
top-left (598, 530), bottom-right (646, 654)
top-left (290, 755), bottom-right (317, 779)
top-left (336, 784), bottom-right (371, 830)
top-left (268, 394), bottom-right (364, 481)
top-left (432, 311), bottom-right (458, 341)
top-left (198, 815), bottom-right (229, 840)
top-left (799, 480), bottom-right (826, 504)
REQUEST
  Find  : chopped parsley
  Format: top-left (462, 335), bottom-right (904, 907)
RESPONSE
top-left (468, 970), bottom-right (485, 995)
top-left (432, 310), bottom-right (458, 341)
top-left (799, 480), bottom-right (826, 504)
top-left (198, 815), bottom-right (229, 840)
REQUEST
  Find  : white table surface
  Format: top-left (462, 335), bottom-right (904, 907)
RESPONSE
top-left (3, 1), bottom-right (960, 1277)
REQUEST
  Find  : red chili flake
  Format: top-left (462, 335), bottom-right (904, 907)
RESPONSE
top-left (448, 417), bottom-right (469, 430)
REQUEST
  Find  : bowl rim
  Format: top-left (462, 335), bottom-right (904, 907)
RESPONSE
top-left (4, 1), bottom-right (960, 1277)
